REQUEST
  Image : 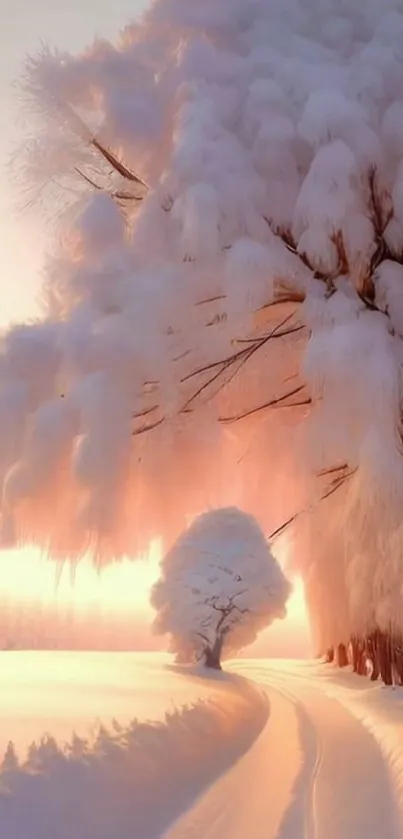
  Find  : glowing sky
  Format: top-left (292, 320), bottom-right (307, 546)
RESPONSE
top-left (0, 543), bottom-right (311, 656)
top-left (0, 0), bottom-right (147, 327)
top-left (0, 0), bottom-right (312, 657)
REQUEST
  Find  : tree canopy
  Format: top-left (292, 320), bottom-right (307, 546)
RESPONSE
top-left (151, 507), bottom-right (291, 666)
top-left (3, 0), bottom-right (403, 665)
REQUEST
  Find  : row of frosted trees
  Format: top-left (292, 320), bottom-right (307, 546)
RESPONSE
top-left (3, 0), bottom-right (403, 684)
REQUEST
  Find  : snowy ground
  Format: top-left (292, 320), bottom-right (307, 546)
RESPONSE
top-left (0, 651), bottom-right (267, 838)
top-left (0, 650), bottom-right (227, 758)
top-left (1, 653), bottom-right (403, 838)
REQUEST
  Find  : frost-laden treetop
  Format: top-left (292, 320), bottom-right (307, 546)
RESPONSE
top-left (152, 507), bottom-right (291, 665)
top-left (3, 0), bottom-right (403, 649)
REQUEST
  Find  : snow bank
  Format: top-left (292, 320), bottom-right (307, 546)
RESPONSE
top-left (0, 668), bottom-right (268, 839)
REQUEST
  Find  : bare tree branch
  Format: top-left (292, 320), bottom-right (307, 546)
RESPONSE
top-left (64, 103), bottom-right (148, 190)
top-left (231, 324), bottom-right (305, 345)
top-left (74, 167), bottom-right (103, 191)
top-left (179, 314), bottom-right (299, 413)
top-left (268, 465), bottom-right (357, 542)
top-left (132, 417), bottom-right (164, 436)
top-left (219, 385), bottom-right (308, 423)
top-left (181, 311), bottom-right (297, 385)
top-left (132, 405), bottom-right (158, 420)
top-left (321, 468), bottom-right (357, 500)
top-left (317, 462), bottom-right (349, 478)
top-left (268, 513), bottom-right (301, 541)
top-left (195, 295), bottom-right (227, 306)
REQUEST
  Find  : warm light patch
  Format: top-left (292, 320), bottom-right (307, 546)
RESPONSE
top-left (285, 577), bottom-right (308, 624)
top-left (0, 545), bottom-right (160, 615)
top-left (0, 539), bottom-right (311, 656)
top-left (246, 576), bottom-right (312, 659)
top-left (0, 546), bottom-right (163, 650)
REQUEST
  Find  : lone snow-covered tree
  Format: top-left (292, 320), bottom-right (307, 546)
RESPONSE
top-left (2, 0), bottom-right (403, 683)
top-left (151, 508), bottom-right (291, 669)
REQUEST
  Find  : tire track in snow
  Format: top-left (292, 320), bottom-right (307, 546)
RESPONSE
top-left (235, 665), bottom-right (322, 839)
top-left (237, 662), bottom-right (401, 839)
top-left (268, 682), bottom-right (322, 839)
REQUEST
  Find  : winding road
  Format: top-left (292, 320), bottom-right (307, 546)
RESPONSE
top-left (163, 661), bottom-right (401, 839)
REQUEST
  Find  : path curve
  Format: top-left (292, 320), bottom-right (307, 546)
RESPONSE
top-left (162, 662), bottom-right (401, 839)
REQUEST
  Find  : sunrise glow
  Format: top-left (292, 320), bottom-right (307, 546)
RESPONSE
top-left (0, 546), bottom-right (307, 614)
top-left (0, 541), bottom-right (310, 654)
top-left (0, 545), bottom-right (160, 613)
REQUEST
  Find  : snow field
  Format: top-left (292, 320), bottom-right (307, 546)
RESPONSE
top-left (1, 653), bottom-right (403, 839)
top-left (0, 652), bottom-right (268, 839)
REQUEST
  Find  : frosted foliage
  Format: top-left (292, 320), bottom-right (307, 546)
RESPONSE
top-left (3, 0), bottom-right (403, 648)
top-left (303, 306), bottom-right (400, 468)
top-left (151, 508), bottom-right (291, 662)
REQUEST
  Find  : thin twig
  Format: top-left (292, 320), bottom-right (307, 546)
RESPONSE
top-left (269, 513), bottom-right (300, 541)
top-left (219, 385), bottom-right (307, 424)
top-left (181, 364), bottom-right (230, 412)
top-left (132, 418), bottom-right (164, 436)
top-left (181, 313), bottom-right (298, 412)
top-left (195, 295), bottom-right (227, 306)
top-left (75, 167), bottom-right (102, 191)
top-left (231, 324), bottom-right (305, 344)
top-left (255, 292), bottom-right (306, 315)
top-left (64, 103), bottom-right (148, 189)
top-left (268, 466), bottom-right (357, 541)
top-left (321, 469), bottom-right (357, 500)
top-left (181, 311), bottom-right (297, 384)
top-left (132, 405), bottom-right (158, 420)
top-left (317, 463), bottom-right (349, 478)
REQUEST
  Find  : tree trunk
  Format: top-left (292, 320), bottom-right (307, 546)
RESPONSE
top-left (203, 634), bottom-right (224, 670)
top-left (366, 634), bottom-right (379, 682)
top-left (375, 631), bottom-right (393, 686)
top-left (336, 643), bottom-right (348, 668)
top-left (350, 637), bottom-right (358, 671)
top-left (393, 636), bottom-right (403, 686)
top-left (351, 637), bottom-right (367, 675)
top-left (395, 655), bottom-right (403, 686)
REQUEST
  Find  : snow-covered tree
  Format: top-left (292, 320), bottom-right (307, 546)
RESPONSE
top-left (151, 507), bottom-right (291, 668)
top-left (3, 0), bottom-right (403, 682)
